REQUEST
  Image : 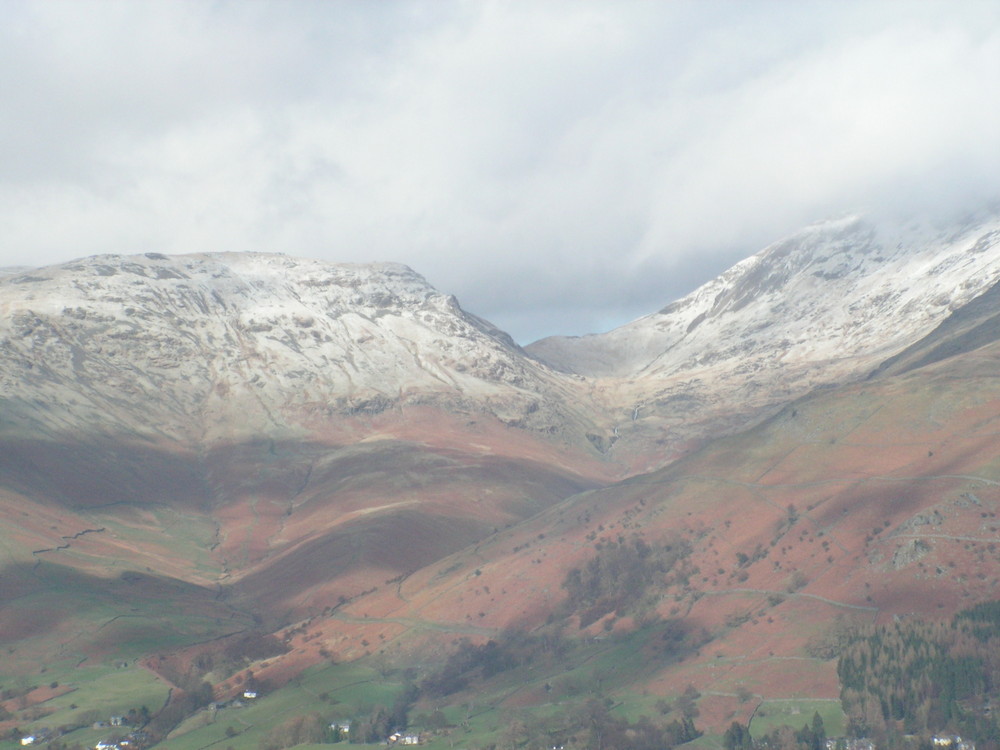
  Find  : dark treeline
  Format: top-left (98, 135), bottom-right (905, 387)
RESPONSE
top-left (724, 712), bottom-right (825, 750)
top-left (561, 534), bottom-right (693, 627)
top-left (420, 630), bottom-right (573, 697)
top-left (572, 697), bottom-right (701, 750)
top-left (348, 684), bottom-right (419, 745)
top-left (482, 697), bottom-right (701, 750)
top-left (837, 600), bottom-right (1000, 744)
top-left (337, 627), bottom-right (703, 750)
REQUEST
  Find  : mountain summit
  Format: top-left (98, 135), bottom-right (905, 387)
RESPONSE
top-left (0, 252), bottom-right (585, 447)
top-left (527, 211), bottom-right (1000, 468)
top-left (5, 211), bottom-right (1000, 472)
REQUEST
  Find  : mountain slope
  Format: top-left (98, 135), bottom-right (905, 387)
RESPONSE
top-left (291, 314), bottom-right (1000, 732)
top-left (6, 212), bottom-right (1000, 745)
top-left (528, 212), bottom-right (1000, 470)
top-left (870, 274), bottom-right (1000, 378)
top-left (0, 253), bottom-right (590, 448)
top-left (0, 254), bottom-right (615, 674)
top-left (529, 214), bottom-right (1000, 379)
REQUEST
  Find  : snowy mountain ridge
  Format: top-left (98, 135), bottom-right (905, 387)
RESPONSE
top-left (528, 213), bottom-right (1000, 380)
top-left (524, 211), bottom-right (1000, 467)
top-left (0, 252), bottom-right (582, 445)
top-left (4, 209), bottom-right (1000, 470)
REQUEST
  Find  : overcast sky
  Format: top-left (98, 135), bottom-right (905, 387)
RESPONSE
top-left (3, 1), bottom-right (1000, 343)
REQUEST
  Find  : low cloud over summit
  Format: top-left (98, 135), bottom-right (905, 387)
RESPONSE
top-left (3, 1), bottom-right (999, 341)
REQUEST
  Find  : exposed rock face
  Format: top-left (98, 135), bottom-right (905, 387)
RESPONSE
top-left (0, 253), bottom-right (587, 447)
top-left (4, 209), bottom-right (1000, 474)
top-left (527, 211), bottom-right (1000, 467)
top-left (529, 216), bottom-right (1000, 379)
top-left (0, 254), bottom-right (609, 621)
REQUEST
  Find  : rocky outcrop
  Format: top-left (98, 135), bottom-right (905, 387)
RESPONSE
top-left (5, 209), bottom-right (1000, 472)
top-left (528, 211), bottom-right (1000, 466)
top-left (0, 253), bottom-right (590, 448)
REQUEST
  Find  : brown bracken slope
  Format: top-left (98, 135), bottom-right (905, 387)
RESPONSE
top-left (237, 336), bottom-right (1000, 730)
top-left (6, 307), bottom-right (1000, 734)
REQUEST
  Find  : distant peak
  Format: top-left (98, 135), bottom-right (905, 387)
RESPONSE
top-left (31, 252), bottom-right (433, 289)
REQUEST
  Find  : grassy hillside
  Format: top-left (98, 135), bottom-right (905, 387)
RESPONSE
top-left (5, 334), bottom-right (1000, 747)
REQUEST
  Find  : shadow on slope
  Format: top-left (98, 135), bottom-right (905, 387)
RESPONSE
top-left (0, 434), bottom-right (603, 628)
top-left (0, 559), bottom-right (251, 663)
top-left (0, 436), bottom-right (214, 510)
top-left (872, 277), bottom-right (1000, 378)
top-left (215, 443), bottom-right (603, 619)
top-left (228, 507), bottom-right (493, 617)
top-left (316, 336), bottom-right (1000, 730)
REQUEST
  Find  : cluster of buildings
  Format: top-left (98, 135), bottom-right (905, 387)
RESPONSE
top-left (822, 736), bottom-right (976, 750)
top-left (387, 732), bottom-right (420, 745)
top-left (205, 689), bottom-right (259, 713)
top-left (825, 740), bottom-right (873, 750)
top-left (93, 732), bottom-right (149, 750)
top-left (17, 724), bottom-right (149, 750)
top-left (18, 730), bottom-right (53, 746)
top-left (931, 735), bottom-right (975, 750)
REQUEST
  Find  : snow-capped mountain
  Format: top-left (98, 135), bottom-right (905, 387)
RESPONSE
top-left (530, 213), bottom-right (1000, 379)
top-left (4, 209), bottom-right (1000, 472)
top-left (527, 211), bottom-right (1000, 466)
top-left (9, 223), bottom-right (1000, 746)
top-left (0, 253), bottom-right (585, 445)
top-left (8, 212), bottom-right (1000, 741)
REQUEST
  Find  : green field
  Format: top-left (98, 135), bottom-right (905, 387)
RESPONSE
top-left (0, 611), bottom-right (849, 750)
top-left (748, 698), bottom-right (845, 739)
top-left (147, 661), bottom-right (400, 750)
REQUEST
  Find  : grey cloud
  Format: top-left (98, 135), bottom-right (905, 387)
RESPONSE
top-left (2, 1), bottom-right (999, 342)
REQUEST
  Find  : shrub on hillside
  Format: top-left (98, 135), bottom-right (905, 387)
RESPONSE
top-left (561, 534), bottom-right (692, 627)
top-left (419, 630), bottom-right (572, 697)
top-left (259, 713), bottom-right (328, 750)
